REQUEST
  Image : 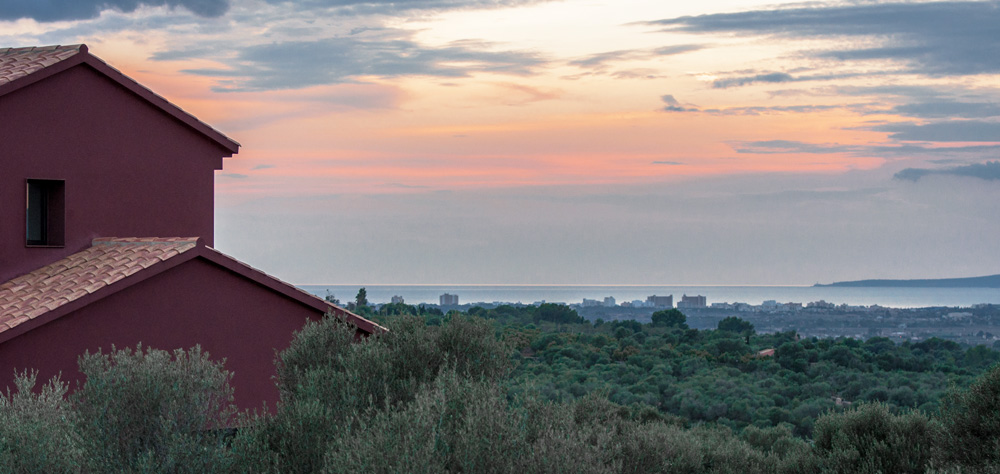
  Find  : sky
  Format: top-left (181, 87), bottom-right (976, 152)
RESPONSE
top-left (3, 0), bottom-right (1000, 285)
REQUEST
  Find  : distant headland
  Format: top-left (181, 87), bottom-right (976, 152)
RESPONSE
top-left (815, 274), bottom-right (1000, 288)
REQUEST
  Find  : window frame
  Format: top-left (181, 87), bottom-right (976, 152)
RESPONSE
top-left (25, 178), bottom-right (65, 248)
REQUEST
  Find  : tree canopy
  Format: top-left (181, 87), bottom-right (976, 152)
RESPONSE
top-left (651, 308), bottom-right (688, 328)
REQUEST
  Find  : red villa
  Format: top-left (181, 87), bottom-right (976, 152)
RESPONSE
top-left (0, 45), bottom-right (379, 409)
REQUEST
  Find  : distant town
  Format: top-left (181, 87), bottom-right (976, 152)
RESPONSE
top-left (374, 292), bottom-right (1000, 347)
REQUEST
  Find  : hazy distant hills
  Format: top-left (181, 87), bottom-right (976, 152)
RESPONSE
top-left (815, 274), bottom-right (1000, 288)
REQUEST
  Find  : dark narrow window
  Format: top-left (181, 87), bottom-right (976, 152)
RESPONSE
top-left (26, 179), bottom-right (64, 247)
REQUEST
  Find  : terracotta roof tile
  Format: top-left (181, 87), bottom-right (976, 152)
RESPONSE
top-left (0, 237), bottom-right (198, 332)
top-left (0, 45), bottom-right (84, 86)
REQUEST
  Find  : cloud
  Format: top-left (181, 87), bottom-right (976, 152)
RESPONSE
top-left (219, 172), bottom-right (248, 179)
top-left (646, 1), bottom-right (1000, 76)
top-left (252, 164), bottom-right (276, 170)
top-left (0, 0), bottom-right (230, 21)
top-left (712, 72), bottom-right (793, 89)
top-left (895, 161), bottom-right (1000, 181)
top-left (660, 94), bottom-right (697, 112)
top-left (149, 47), bottom-right (218, 61)
top-left (731, 140), bottom-right (855, 155)
top-left (659, 96), bottom-right (854, 116)
top-left (831, 85), bottom-right (955, 100)
top-left (703, 104), bottom-right (844, 115)
top-left (776, 85), bottom-right (1000, 120)
top-left (730, 140), bottom-right (1000, 159)
top-left (652, 44), bottom-right (703, 56)
top-left (711, 71), bottom-right (875, 89)
top-left (872, 121), bottom-right (1000, 142)
top-left (609, 69), bottom-right (661, 80)
top-left (179, 35), bottom-right (545, 91)
top-left (263, 0), bottom-right (552, 16)
top-left (569, 50), bottom-right (638, 69)
top-left (652, 161), bottom-right (683, 165)
top-left (569, 44), bottom-right (702, 72)
top-left (890, 101), bottom-right (1000, 119)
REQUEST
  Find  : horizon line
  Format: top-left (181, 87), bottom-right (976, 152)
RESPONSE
top-left (295, 283), bottom-right (815, 288)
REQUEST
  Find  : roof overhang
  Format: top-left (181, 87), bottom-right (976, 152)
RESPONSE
top-left (0, 237), bottom-right (383, 346)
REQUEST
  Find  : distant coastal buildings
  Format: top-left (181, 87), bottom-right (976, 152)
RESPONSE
top-left (342, 289), bottom-right (941, 315)
top-left (585, 294), bottom-right (684, 309)
top-left (677, 294), bottom-right (707, 309)
top-left (647, 295), bottom-right (673, 308)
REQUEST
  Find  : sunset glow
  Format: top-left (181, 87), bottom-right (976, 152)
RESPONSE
top-left (5, 0), bottom-right (999, 284)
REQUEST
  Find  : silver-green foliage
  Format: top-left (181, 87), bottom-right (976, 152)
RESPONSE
top-left (940, 363), bottom-right (1000, 469)
top-left (813, 402), bottom-right (943, 474)
top-left (0, 372), bottom-right (84, 473)
top-left (73, 344), bottom-right (237, 473)
top-left (238, 313), bottom-right (517, 473)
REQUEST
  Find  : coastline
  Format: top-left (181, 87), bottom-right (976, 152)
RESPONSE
top-left (300, 284), bottom-right (1000, 309)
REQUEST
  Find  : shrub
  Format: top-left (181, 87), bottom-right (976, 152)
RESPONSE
top-left (813, 402), bottom-right (942, 474)
top-left (244, 313), bottom-right (516, 472)
top-left (322, 369), bottom-right (622, 474)
top-left (741, 424), bottom-right (819, 474)
top-left (940, 363), bottom-right (1000, 469)
top-left (274, 313), bottom-right (357, 397)
top-left (73, 344), bottom-right (236, 473)
top-left (0, 372), bottom-right (83, 473)
top-left (437, 314), bottom-right (515, 381)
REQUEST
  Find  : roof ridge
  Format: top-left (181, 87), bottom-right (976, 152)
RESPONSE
top-left (92, 237), bottom-right (201, 246)
top-left (202, 245), bottom-right (387, 333)
top-left (0, 44), bottom-right (85, 56)
top-left (0, 44), bottom-right (239, 154)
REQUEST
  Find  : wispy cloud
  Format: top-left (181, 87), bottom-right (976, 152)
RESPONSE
top-left (895, 161), bottom-right (1000, 181)
top-left (5, 0), bottom-right (553, 22)
top-left (660, 94), bottom-right (697, 112)
top-left (647, 1), bottom-right (1000, 76)
top-left (712, 72), bottom-right (792, 89)
top-left (731, 140), bottom-right (856, 155)
top-left (0, 0), bottom-right (229, 21)
top-left (890, 101), bottom-right (1000, 119)
top-left (659, 98), bottom-right (847, 116)
top-left (704, 104), bottom-right (845, 115)
top-left (179, 34), bottom-right (546, 91)
top-left (711, 71), bottom-right (872, 89)
top-left (568, 44), bottom-right (702, 74)
top-left (871, 121), bottom-right (1000, 142)
top-left (264, 0), bottom-right (554, 16)
top-left (731, 140), bottom-right (1000, 159)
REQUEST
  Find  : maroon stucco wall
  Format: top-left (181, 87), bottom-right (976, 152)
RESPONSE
top-left (0, 63), bottom-right (231, 283)
top-left (0, 258), bottom-right (322, 410)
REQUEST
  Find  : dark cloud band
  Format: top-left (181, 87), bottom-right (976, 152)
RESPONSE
top-left (0, 0), bottom-right (229, 21)
top-left (647, 1), bottom-right (1000, 76)
top-left (178, 36), bottom-right (545, 91)
top-left (873, 121), bottom-right (1000, 142)
top-left (895, 161), bottom-right (1000, 181)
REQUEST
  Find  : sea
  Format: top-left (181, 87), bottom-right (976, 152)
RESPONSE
top-left (299, 285), bottom-right (1000, 309)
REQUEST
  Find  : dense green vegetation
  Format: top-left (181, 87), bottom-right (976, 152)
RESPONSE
top-left (2, 305), bottom-right (1000, 473)
top-left (485, 305), bottom-right (997, 437)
